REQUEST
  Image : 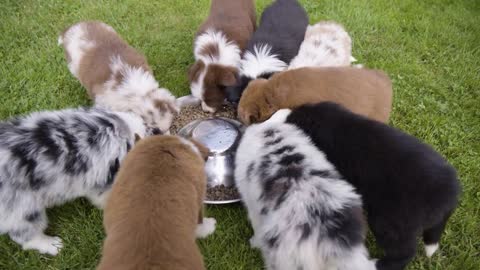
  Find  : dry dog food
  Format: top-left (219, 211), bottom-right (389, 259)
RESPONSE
top-left (170, 104), bottom-right (237, 134)
top-left (206, 184), bottom-right (240, 201)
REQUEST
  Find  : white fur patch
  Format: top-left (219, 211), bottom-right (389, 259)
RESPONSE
top-left (196, 217), bottom-right (216, 238)
top-left (265, 109), bottom-right (292, 124)
top-left (95, 56), bottom-right (178, 133)
top-left (289, 21), bottom-right (355, 70)
top-left (201, 101), bottom-right (216, 113)
top-left (194, 29), bottom-right (241, 66)
top-left (240, 44), bottom-right (288, 79)
top-left (190, 29), bottom-right (241, 102)
top-left (61, 23), bottom-right (96, 77)
top-left (177, 95), bottom-right (201, 108)
top-left (425, 243), bottom-right (439, 257)
top-left (22, 235), bottom-right (63, 256)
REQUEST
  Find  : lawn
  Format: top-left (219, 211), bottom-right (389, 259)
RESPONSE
top-left (0, 0), bottom-right (479, 269)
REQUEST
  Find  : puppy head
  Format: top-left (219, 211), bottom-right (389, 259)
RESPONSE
top-left (305, 21), bottom-right (351, 47)
top-left (201, 64), bottom-right (238, 112)
top-left (134, 88), bottom-right (179, 134)
top-left (225, 75), bottom-right (252, 105)
top-left (237, 78), bottom-right (278, 125)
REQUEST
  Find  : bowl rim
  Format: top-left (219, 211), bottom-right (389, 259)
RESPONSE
top-left (204, 198), bottom-right (241, 204)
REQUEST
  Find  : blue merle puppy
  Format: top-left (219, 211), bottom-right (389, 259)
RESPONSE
top-left (234, 110), bottom-right (376, 270)
top-left (0, 107), bottom-right (155, 255)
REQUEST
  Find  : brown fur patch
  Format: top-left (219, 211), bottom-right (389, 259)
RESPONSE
top-left (198, 43), bottom-right (219, 61)
top-left (238, 67), bottom-right (393, 125)
top-left (154, 99), bottom-right (179, 115)
top-left (202, 64), bottom-right (238, 110)
top-left (196, 0), bottom-right (256, 51)
top-left (98, 136), bottom-right (207, 270)
top-left (188, 60), bottom-right (205, 83)
top-left (62, 21), bottom-right (152, 99)
top-left (189, 139), bottom-right (210, 161)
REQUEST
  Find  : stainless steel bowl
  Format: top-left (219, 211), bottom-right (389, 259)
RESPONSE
top-left (178, 117), bottom-right (243, 204)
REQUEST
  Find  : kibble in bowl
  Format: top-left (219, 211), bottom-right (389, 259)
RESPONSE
top-left (173, 104), bottom-right (242, 204)
top-left (170, 104), bottom-right (237, 135)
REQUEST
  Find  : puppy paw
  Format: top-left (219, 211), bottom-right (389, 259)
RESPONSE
top-left (88, 191), bottom-right (111, 209)
top-left (196, 217), bottom-right (216, 238)
top-left (23, 235), bottom-right (63, 256)
top-left (249, 235), bottom-right (261, 249)
top-left (201, 102), bottom-right (216, 113)
top-left (425, 243), bottom-right (439, 257)
top-left (177, 95), bottom-right (200, 108)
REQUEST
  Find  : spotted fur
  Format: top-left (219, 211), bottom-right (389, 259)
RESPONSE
top-left (235, 110), bottom-right (376, 270)
top-left (289, 21), bottom-right (355, 69)
top-left (0, 107), bottom-right (150, 255)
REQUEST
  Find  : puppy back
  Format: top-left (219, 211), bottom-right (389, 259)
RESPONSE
top-left (100, 136), bottom-right (206, 270)
top-left (269, 67), bottom-right (393, 123)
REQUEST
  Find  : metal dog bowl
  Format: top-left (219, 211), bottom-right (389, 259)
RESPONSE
top-left (178, 117), bottom-right (243, 204)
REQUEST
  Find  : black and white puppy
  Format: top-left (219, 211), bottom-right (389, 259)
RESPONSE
top-left (0, 107), bottom-right (154, 255)
top-left (226, 0), bottom-right (308, 104)
top-left (235, 110), bottom-right (376, 270)
top-left (283, 102), bottom-right (461, 270)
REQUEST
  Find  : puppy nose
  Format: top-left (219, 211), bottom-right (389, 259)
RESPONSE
top-left (152, 128), bottom-right (162, 135)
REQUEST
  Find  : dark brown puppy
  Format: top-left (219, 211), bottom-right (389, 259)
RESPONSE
top-left (97, 136), bottom-right (215, 270)
top-left (185, 0), bottom-right (256, 113)
top-left (238, 67), bottom-right (393, 125)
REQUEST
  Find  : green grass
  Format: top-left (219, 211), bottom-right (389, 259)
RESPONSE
top-left (0, 0), bottom-right (479, 269)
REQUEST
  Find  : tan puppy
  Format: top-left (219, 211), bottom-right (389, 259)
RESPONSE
top-left (183, 0), bottom-right (256, 112)
top-left (97, 136), bottom-right (215, 270)
top-left (59, 21), bottom-right (178, 133)
top-left (238, 67), bottom-right (392, 125)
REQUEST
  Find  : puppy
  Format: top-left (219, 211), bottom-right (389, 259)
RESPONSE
top-left (59, 21), bottom-right (178, 134)
top-left (183, 0), bottom-right (256, 112)
top-left (284, 102), bottom-right (461, 270)
top-left (238, 67), bottom-right (392, 125)
top-left (97, 136), bottom-right (216, 270)
top-left (235, 110), bottom-right (376, 270)
top-left (289, 21), bottom-right (356, 69)
top-left (0, 107), bottom-right (152, 255)
top-left (226, 0), bottom-right (309, 104)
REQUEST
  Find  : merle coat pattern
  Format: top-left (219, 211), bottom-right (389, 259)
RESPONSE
top-left (226, 0), bottom-right (309, 104)
top-left (0, 107), bottom-right (151, 255)
top-left (284, 102), bottom-right (460, 270)
top-left (234, 110), bottom-right (376, 270)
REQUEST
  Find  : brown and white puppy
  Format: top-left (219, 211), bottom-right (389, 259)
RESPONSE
top-left (97, 135), bottom-right (215, 270)
top-left (238, 67), bottom-right (392, 125)
top-left (59, 21), bottom-right (178, 134)
top-left (182, 0), bottom-right (256, 113)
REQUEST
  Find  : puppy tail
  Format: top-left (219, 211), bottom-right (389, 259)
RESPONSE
top-left (422, 212), bottom-right (453, 258)
top-left (424, 243), bottom-right (439, 258)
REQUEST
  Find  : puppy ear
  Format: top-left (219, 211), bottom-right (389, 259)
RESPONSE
top-left (240, 106), bottom-right (259, 125)
top-left (189, 139), bottom-right (209, 160)
top-left (217, 67), bottom-right (238, 87)
top-left (188, 60), bottom-right (205, 82)
top-left (134, 133), bottom-right (141, 143)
